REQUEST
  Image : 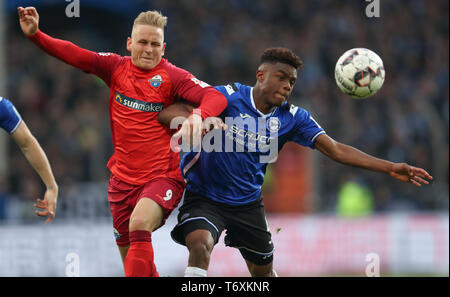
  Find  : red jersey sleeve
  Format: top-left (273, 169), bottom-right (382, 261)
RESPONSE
top-left (164, 62), bottom-right (227, 119)
top-left (28, 30), bottom-right (122, 86)
top-left (90, 52), bottom-right (123, 86)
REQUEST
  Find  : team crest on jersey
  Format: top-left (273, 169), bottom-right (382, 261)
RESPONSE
top-left (267, 117), bottom-right (281, 133)
top-left (149, 75), bottom-right (164, 88)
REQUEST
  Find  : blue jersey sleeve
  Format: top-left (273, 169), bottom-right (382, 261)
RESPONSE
top-left (289, 105), bottom-right (325, 148)
top-left (214, 83), bottom-right (239, 99)
top-left (214, 85), bottom-right (228, 97)
top-left (0, 97), bottom-right (22, 134)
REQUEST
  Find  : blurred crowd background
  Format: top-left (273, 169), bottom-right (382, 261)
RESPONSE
top-left (0, 0), bottom-right (448, 222)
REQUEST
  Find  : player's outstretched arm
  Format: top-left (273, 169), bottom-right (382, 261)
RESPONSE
top-left (314, 134), bottom-right (432, 187)
top-left (11, 121), bottom-right (58, 223)
top-left (18, 6), bottom-right (99, 73)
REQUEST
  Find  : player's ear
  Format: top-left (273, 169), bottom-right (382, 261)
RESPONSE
top-left (126, 37), bottom-right (132, 52)
top-left (162, 42), bottom-right (166, 57)
top-left (256, 69), bottom-right (265, 83)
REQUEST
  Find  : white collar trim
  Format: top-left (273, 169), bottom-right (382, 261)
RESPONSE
top-left (250, 88), bottom-right (277, 118)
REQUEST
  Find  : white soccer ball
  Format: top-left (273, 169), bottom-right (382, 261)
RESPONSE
top-left (334, 48), bottom-right (385, 99)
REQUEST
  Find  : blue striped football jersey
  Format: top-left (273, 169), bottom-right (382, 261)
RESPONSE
top-left (180, 82), bottom-right (325, 205)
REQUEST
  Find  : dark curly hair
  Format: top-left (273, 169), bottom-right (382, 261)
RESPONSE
top-left (260, 47), bottom-right (303, 69)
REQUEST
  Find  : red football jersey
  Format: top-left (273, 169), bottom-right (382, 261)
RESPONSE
top-left (30, 30), bottom-right (227, 185)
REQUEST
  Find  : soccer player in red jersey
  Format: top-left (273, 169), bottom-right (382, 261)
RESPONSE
top-left (18, 6), bottom-right (228, 277)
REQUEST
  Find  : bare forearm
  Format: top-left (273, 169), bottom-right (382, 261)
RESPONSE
top-left (158, 101), bottom-right (195, 127)
top-left (315, 134), bottom-right (393, 174)
top-left (12, 122), bottom-right (57, 189)
top-left (314, 134), bottom-right (432, 186)
top-left (331, 143), bottom-right (394, 174)
top-left (17, 135), bottom-right (57, 190)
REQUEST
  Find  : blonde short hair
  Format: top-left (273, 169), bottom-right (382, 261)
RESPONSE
top-left (133, 10), bottom-right (167, 30)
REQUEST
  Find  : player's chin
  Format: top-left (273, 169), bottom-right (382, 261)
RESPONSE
top-left (272, 93), bottom-right (288, 106)
top-left (137, 60), bottom-right (156, 70)
top-left (271, 97), bottom-right (286, 107)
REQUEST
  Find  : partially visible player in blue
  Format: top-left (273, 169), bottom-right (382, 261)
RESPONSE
top-left (158, 48), bottom-right (433, 277)
top-left (0, 96), bottom-right (58, 223)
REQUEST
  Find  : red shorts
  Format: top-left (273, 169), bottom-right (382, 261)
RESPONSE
top-left (108, 174), bottom-right (185, 247)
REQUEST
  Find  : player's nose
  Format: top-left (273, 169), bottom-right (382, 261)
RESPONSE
top-left (282, 81), bottom-right (292, 92)
top-left (144, 44), bottom-right (153, 54)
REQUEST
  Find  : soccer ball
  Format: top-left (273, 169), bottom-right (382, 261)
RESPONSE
top-left (334, 48), bottom-right (385, 99)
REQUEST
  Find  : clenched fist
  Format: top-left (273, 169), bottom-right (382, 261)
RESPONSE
top-left (18, 6), bottom-right (39, 37)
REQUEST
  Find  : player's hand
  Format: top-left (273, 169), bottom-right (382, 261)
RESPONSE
top-left (389, 163), bottom-right (433, 187)
top-left (172, 111), bottom-right (203, 152)
top-left (202, 117), bottom-right (227, 135)
top-left (18, 6), bottom-right (39, 36)
top-left (34, 186), bottom-right (58, 223)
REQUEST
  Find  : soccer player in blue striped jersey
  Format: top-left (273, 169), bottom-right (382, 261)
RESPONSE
top-left (0, 96), bottom-right (58, 222)
top-left (158, 48), bottom-right (432, 277)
